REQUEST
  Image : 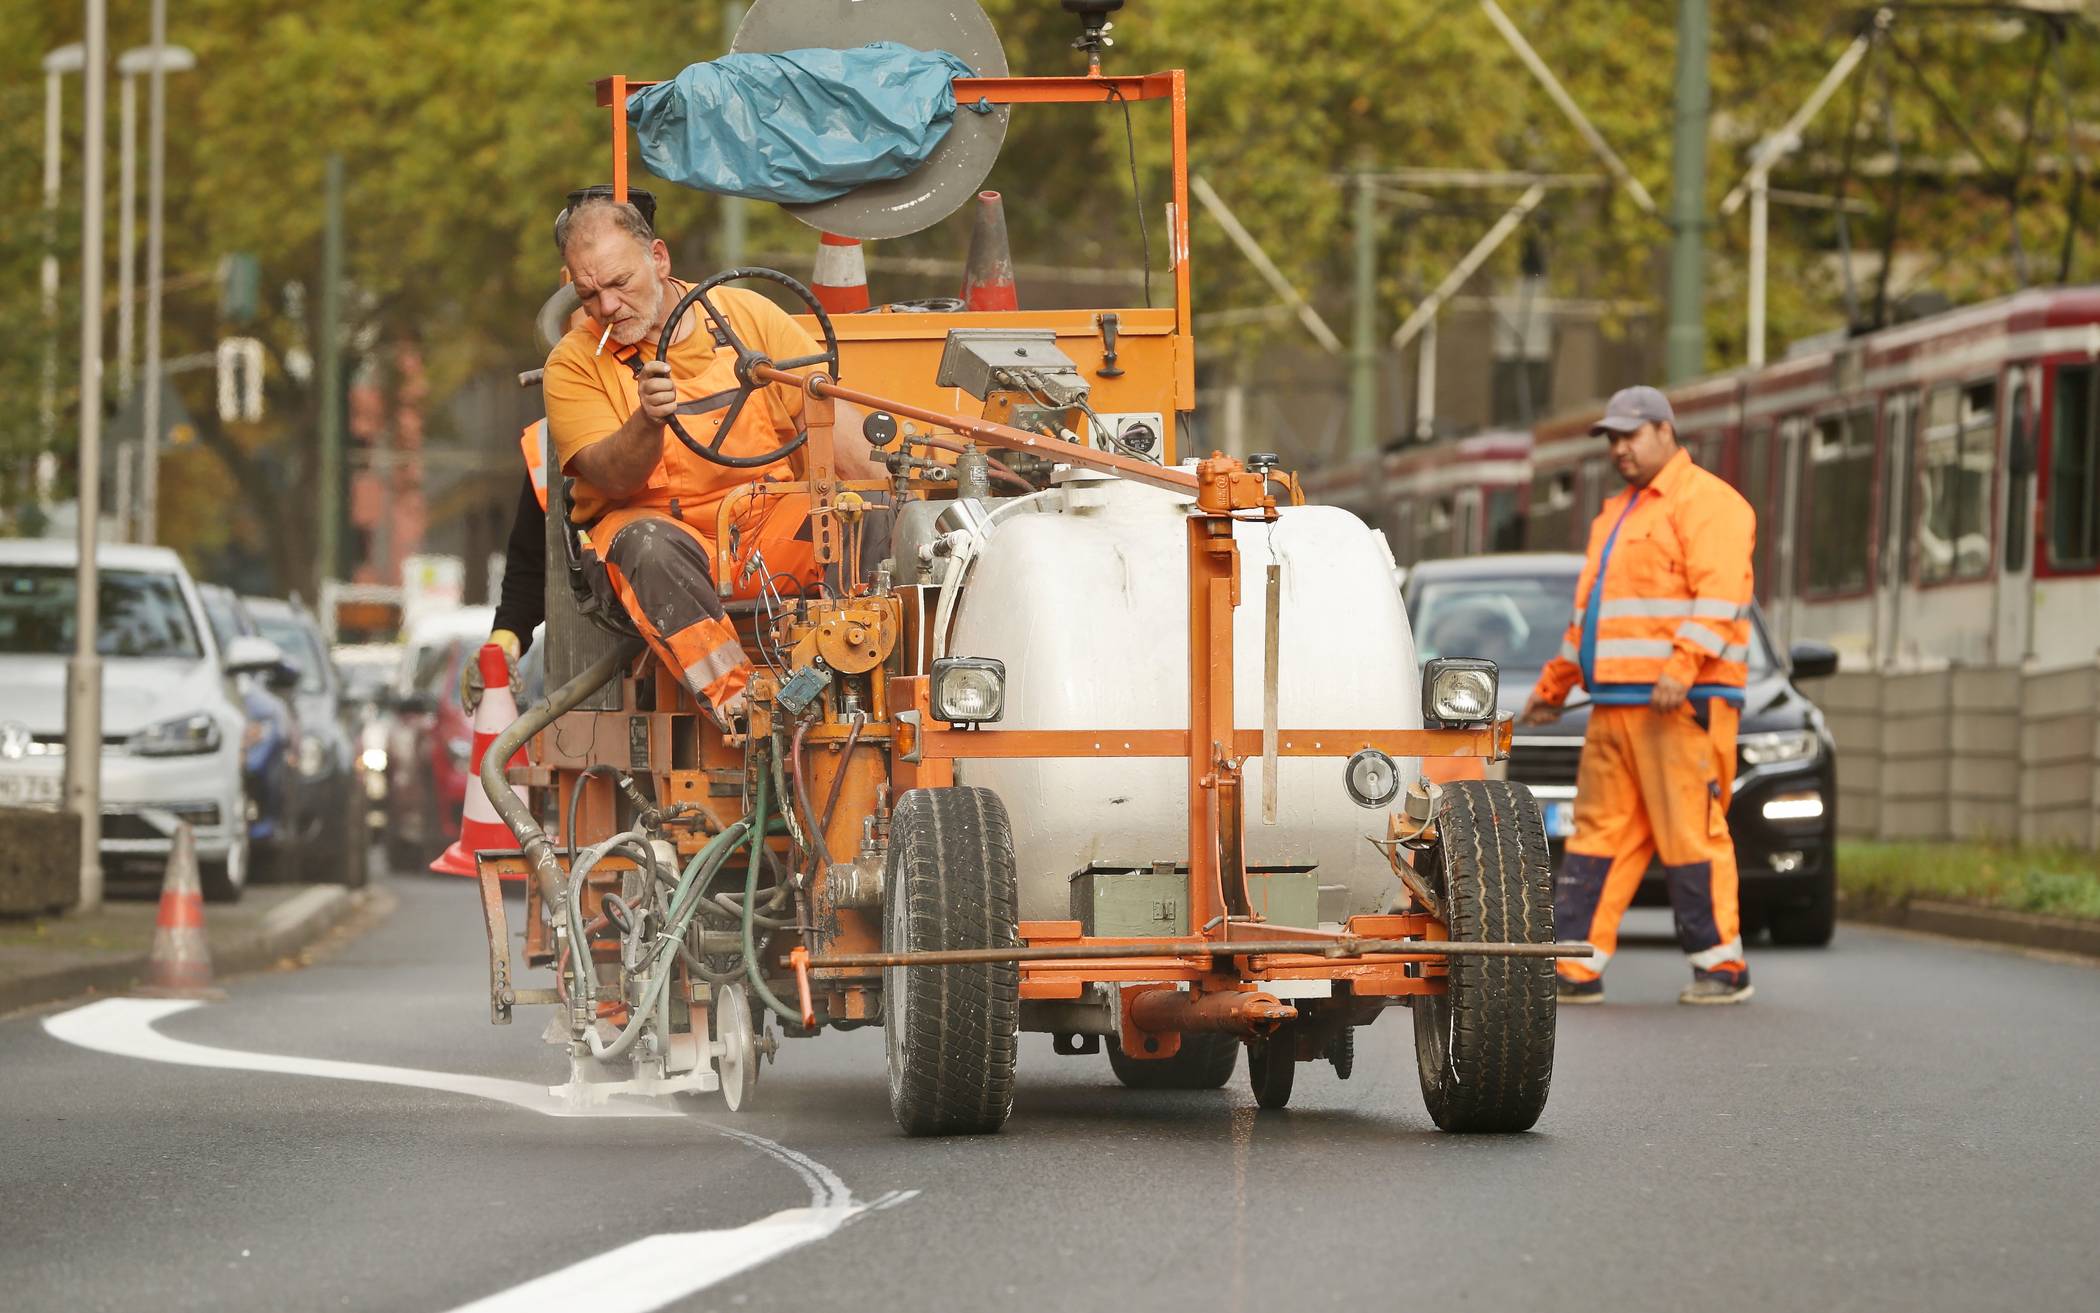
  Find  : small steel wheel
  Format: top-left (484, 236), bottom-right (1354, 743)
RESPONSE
top-left (1248, 1029), bottom-right (1296, 1110)
top-left (713, 982), bottom-right (760, 1112)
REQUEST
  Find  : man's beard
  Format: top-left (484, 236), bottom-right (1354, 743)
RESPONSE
top-left (610, 270), bottom-right (663, 347)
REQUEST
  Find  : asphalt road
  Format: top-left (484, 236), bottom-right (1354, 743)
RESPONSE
top-left (4, 858), bottom-right (2097, 1313)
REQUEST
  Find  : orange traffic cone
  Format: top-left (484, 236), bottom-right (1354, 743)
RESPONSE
top-left (431, 643), bottom-right (528, 878)
top-left (960, 191), bottom-right (1018, 312)
top-left (135, 822), bottom-right (223, 1000)
top-left (811, 232), bottom-right (871, 314)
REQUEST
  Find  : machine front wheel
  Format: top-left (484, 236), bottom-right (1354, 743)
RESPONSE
top-left (882, 786), bottom-right (1020, 1136)
top-left (1247, 1029), bottom-right (1296, 1110)
top-left (1107, 1033), bottom-right (1239, 1090)
top-left (1412, 779), bottom-right (1556, 1133)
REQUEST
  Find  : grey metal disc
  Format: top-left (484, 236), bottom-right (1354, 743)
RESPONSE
top-left (732, 0), bottom-right (1010, 240)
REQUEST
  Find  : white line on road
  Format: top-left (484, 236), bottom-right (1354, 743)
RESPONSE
top-left (43, 998), bottom-right (909, 1313)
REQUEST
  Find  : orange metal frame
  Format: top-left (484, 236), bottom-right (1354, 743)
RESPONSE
top-left (587, 66), bottom-right (1515, 1031)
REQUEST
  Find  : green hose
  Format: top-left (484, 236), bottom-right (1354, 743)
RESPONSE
top-left (739, 762), bottom-right (806, 1027)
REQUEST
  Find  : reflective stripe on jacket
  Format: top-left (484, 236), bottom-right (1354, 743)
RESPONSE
top-left (520, 419), bottom-right (550, 512)
top-left (1534, 447), bottom-right (1756, 707)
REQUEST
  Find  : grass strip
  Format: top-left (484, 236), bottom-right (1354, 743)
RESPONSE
top-left (1839, 840), bottom-right (2100, 922)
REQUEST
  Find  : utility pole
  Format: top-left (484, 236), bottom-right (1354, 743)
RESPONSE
top-left (1349, 173), bottom-right (1378, 455)
top-left (1665, 0), bottom-right (1711, 383)
top-left (117, 43), bottom-right (196, 416)
top-left (68, 0), bottom-right (108, 914)
top-left (138, 0), bottom-right (172, 543)
top-left (317, 153), bottom-right (345, 592)
top-left (719, 1), bottom-right (748, 267)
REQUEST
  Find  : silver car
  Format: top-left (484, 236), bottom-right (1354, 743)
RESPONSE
top-left (0, 540), bottom-right (272, 901)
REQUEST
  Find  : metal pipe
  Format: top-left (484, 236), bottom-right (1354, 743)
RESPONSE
top-left (482, 638), bottom-right (642, 912)
top-left (810, 937), bottom-right (1595, 969)
top-left (67, 8), bottom-right (107, 914)
top-left (1128, 986), bottom-right (1297, 1037)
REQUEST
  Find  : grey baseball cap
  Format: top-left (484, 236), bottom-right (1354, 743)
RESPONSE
top-left (1590, 385), bottom-right (1675, 436)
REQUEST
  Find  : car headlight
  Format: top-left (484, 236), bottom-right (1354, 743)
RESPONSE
top-left (1761, 791), bottom-right (1825, 821)
top-left (930, 657), bottom-right (1005, 725)
top-left (360, 746), bottom-right (388, 773)
top-left (1343, 748), bottom-right (1401, 809)
top-left (446, 736), bottom-right (473, 769)
top-left (1422, 657), bottom-right (1498, 726)
top-left (1740, 728), bottom-right (1820, 767)
top-left (297, 735), bottom-right (327, 778)
top-left (131, 712), bottom-right (223, 757)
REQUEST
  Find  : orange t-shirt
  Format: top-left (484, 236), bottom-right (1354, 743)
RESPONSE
top-left (541, 282), bottom-right (822, 531)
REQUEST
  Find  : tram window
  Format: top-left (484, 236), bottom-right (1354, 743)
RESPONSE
top-left (1917, 381), bottom-right (1997, 584)
top-left (1486, 487), bottom-right (1523, 552)
top-left (1578, 456), bottom-right (1611, 525)
top-left (2050, 365), bottom-right (2099, 569)
top-left (1803, 409), bottom-right (1874, 595)
top-left (1421, 498), bottom-right (1453, 561)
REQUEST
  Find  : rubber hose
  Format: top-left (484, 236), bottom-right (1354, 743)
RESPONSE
top-left (740, 766), bottom-right (805, 1027)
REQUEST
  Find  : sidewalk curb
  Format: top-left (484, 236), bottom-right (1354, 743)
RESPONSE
top-left (3, 885), bottom-right (378, 1016)
top-left (1839, 893), bottom-right (2100, 960)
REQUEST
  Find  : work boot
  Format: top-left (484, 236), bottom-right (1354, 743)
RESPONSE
top-left (1556, 975), bottom-right (1604, 1005)
top-left (1678, 973), bottom-right (1755, 1006)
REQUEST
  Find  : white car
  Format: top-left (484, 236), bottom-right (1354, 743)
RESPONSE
top-left (0, 540), bottom-right (276, 901)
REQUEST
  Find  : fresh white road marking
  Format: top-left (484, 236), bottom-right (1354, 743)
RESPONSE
top-left (44, 998), bottom-right (909, 1313)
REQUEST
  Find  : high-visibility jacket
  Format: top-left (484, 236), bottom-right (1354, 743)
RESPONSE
top-left (1534, 447), bottom-right (1756, 708)
top-left (520, 419), bottom-right (550, 512)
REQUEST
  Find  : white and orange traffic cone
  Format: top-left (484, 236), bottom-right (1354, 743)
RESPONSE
top-left (431, 643), bottom-right (528, 878)
top-left (134, 822), bottom-right (224, 1000)
top-left (811, 232), bottom-right (871, 314)
top-left (960, 191), bottom-right (1018, 312)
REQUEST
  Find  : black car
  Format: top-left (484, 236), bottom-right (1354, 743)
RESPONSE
top-left (1404, 552), bottom-right (1840, 946)
top-left (244, 596), bottom-right (370, 888)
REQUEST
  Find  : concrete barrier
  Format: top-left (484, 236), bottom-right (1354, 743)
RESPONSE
top-left (0, 809), bottom-right (79, 917)
top-left (1801, 657), bottom-right (2100, 849)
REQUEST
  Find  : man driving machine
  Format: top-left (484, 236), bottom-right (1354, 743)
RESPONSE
top-left (541, 197), bottom-right (884, 728)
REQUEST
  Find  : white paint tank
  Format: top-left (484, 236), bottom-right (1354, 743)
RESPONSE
top-left (946, 479), bottom-right (1422, 924)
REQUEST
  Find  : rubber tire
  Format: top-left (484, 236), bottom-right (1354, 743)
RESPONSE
top-left (1413, 779), bottom-right (1556, 1133)
top-left (1247, 1030), bottom-right (1296, 1110)
top-left (882, 786), bottom-right (1020, 1137)
top-left (1768, 878), bottom-right (1836, 947)
top-left (332, 782), bottom-right (371, 889)
top-left (1107, 1033), bottom-right (1239, 1090)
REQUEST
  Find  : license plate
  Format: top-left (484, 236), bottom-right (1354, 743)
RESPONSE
top-left (0, 774), bottom-right (63, 808)
top-left (1543, 801), bottom-right (1575, 839)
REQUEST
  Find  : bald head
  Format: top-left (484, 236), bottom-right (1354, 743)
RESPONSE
top-left (560, 198), bottom-right (674, 348)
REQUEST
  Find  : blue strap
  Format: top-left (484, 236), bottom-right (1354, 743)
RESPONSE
top-left (1579, 494), bottom-right (1641, 687)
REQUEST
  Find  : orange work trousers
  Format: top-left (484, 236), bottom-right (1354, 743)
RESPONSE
top-left (1554, 700), bottom-right (1748, 985)
top-left (592, 491), bottom-right (820, 712)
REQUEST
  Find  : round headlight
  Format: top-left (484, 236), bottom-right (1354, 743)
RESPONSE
top-left (1344, 748), bottom-right (1402, 809)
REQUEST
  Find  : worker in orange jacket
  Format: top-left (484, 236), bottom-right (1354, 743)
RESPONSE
top-left (1522, 386), bottom-right (1758, 1005)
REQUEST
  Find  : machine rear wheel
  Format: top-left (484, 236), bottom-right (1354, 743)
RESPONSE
top-left (882, 786), bottom-right (1019, 1136)
top-left (1413, 779), bottom-right (1556, 1133)
top-left (1107, 1033), bottom-right (1238, 1090)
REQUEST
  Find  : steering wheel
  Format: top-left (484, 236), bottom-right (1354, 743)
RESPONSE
top-left (654, 267), bottom-right (841, 470)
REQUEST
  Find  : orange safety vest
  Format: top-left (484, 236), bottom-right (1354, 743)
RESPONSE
top-left (520, 419), bottom-right (550, 512)
top-left (1534, 447), bottom-right (1756, 708)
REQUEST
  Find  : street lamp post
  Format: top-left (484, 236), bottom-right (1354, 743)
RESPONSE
top-left (68, 2), bottom-right (109, 913)
top-left (137, 1), bottom-right (192, 546)
top-left (117, 41), bottom-right (196, 537)
top-left (40, 44), bottom-right (85, 511)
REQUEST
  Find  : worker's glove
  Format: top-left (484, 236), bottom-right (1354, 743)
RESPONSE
top-left (460, 628), bottom-right (524, 714)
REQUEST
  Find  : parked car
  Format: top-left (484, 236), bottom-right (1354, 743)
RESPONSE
top-left (196, 583), bottom-right (302, 877)
top-left (1404, 552), bottom-right (1840, 945)
top-left (0, 541), bottom-right (274, 901)
top-left (244, 596), bottom-right (369, 888)
top-left (381, 607), bottom-right (493, 871)
top-left (333, 642), bottom-right (403, 831)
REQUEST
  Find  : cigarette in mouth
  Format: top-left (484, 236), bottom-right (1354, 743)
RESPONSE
top-left (594, 323), bottom-right (614, 357)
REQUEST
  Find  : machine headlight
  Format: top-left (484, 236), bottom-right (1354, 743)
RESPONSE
top-left (1761, 791), bottom-right (1825, 822)
top-left (131, 712), bottom-right (223, 757)
top-left (930, 657), bottom-right (1006, 724)
top-left (1343, 748), bottom-right (1402, 809)
top-left (1422, 657), bottom-right (1498, 726)
top-left (1740, 729), bottom-right (1820, 767)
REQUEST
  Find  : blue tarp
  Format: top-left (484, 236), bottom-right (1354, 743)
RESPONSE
top-left (627, 42), bottom-right (985, 205)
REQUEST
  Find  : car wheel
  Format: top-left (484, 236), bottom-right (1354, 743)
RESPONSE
top-left (326, 780), bottom-right (371, 889)
top-left (201, 835), bottom-right (248, 904)
top-left (1768, 878), bottom-right (1836, 947)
